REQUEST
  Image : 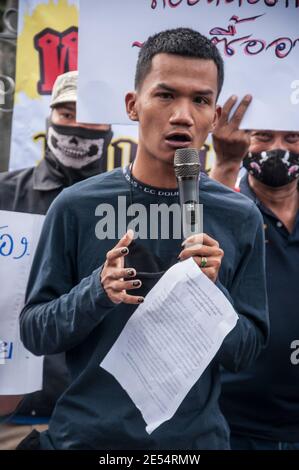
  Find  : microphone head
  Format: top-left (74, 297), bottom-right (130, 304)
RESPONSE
top-left (174, 148), bottom-right (201, 178)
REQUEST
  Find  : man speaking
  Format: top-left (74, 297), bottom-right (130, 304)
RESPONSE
top-left (19, 28), bottom-right (268, 450)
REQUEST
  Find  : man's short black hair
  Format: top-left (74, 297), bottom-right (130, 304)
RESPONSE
top-left (135, 27), bottom-right (224, 98)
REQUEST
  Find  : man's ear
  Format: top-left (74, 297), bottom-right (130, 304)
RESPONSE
top-left (211, 105), bottom-right (221, 132)
top-left (125, 92), bottom-right (139, 122)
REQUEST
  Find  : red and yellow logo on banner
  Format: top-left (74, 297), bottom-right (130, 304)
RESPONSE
top-left (16, 0), bottom-right (78, 99)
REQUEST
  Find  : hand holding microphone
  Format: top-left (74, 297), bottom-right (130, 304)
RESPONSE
top-left (174, 148), bottom-right (224, 283)
top-left (178, 233), bottom-right (224, 283)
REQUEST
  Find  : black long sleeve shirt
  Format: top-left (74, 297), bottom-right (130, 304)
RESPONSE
top-left (20, 168), bottom-right (269, 449)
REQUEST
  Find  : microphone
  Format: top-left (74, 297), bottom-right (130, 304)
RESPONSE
top-left (174, 148), bottom-right (202, 241)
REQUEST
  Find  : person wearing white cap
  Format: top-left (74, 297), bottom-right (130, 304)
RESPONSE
top-left (47, 71), bottom-right (113, 172)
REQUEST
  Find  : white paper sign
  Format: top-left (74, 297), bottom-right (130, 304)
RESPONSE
top-left (77, 0), bottom-right (299, 131)
top-left (8, 0), bottom-right (139, 172)
top-left (0, 210), bottom-right (45, 394)
top-left (101, 257), bottom-right (238, 434)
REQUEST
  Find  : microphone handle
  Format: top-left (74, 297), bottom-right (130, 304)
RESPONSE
top-left (177, 177), bottom-right (202, 240)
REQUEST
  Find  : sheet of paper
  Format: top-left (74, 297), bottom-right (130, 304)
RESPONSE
top-left (101, 257), bottom-right (238, 434)
top-left (0, 210), bottom-right (45, 394)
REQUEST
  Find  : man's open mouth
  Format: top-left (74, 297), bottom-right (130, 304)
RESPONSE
top-left (165, 132), bottom-right (192, 148)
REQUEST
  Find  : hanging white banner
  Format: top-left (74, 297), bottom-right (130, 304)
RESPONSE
top-left (77, 0), bottom-right (299, 130)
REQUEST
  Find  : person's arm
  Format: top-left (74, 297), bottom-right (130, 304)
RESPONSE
top-left (19, 190), bottom-right (118, 356)
top-left (210, 95), bottom-right (252, 189)
top-left (20, 192), bottom-right (143, 356)
top-left (216, 202), bottom-right (269, 372)
top-left (0, 395), bottom-right (23, 416)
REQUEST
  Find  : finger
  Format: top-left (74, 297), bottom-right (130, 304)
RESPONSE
top-left (230, 94), bottom-right (252, 128)
top-left (217, 95), bottom-right (238, 126)
top-left (182, 233), bottom-right (204, 248)
top-left (107, 287), bottom-right (144, 305)
top-left (113, 229), bottom-right (135, 250)
top-left (183, 233), bottom-right (220, 248)
top-left (110, 279), bottom-right (142, 292)
top-left (105, 230), bottom-right (135, 266)
top-left (123, 268), bottom-right (137, 278)
top-left (119, 292), bottom-right (144, 305)
top-left (192, 256), bottom-right (222, 269)
top-left (102, 267), bottom-right (136, 281)
top-left (179, 245), bottom-right (223, 260)
top-left (106, 246), bottom-right (130, 264)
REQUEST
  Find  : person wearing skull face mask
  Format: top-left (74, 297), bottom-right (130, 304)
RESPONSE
top-left (47, 72), bottom-right (113, 180)
top-left (0, 71), bottom-right (113, 449)
top-left (211, 95), bottom-right (299, 450)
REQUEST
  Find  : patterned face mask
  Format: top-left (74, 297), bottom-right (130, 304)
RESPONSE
top-left (47, 122), bottom-right (113, 169)
top-left (243, 149), bottom-right (299, 187)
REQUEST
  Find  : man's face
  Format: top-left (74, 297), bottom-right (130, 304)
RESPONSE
top-left (245, 130), bottom-right (299, 187)
top-left (126, 53), bottom-right (220, 165)
top-left (249, 130), bottom-right (299, 153)
top-left (48, 102), bottom-right (111, 169)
